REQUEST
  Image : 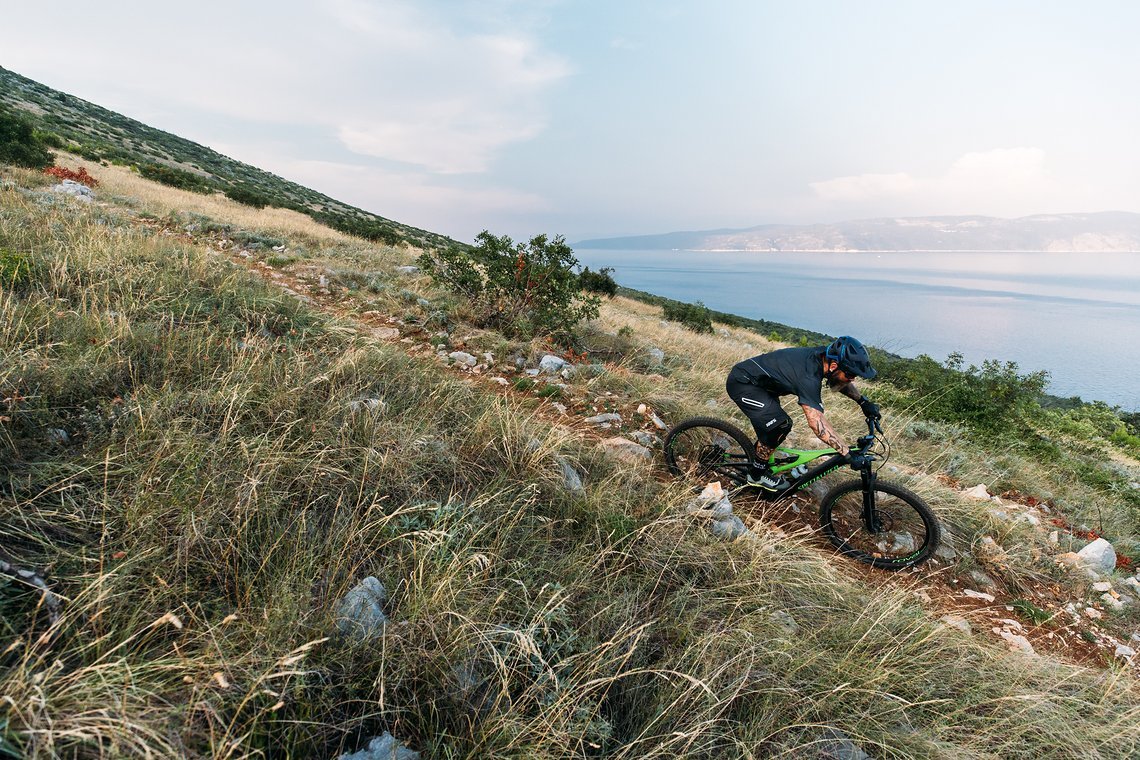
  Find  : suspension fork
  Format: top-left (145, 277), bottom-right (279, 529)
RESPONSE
top-left (860, 466), bottom-right (881, 533)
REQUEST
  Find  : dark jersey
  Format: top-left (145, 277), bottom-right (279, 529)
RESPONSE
top-left (729, 346), bottom-right (826, 411)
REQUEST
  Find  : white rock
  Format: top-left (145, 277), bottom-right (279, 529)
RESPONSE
top-left (1102, 593), bottom-right (1124, 610)
top-left (1085, 607), bottom-right (1103, 619)
top-left (962, 589), bottom-right (996, 602)
top-left (585, 413), bottom-right (622, 425)
top-left (51, 179), bottom-right (94, 201)
top-left (335, 577), bottom-right (389, 639)
top-left (598, 437), bottom-right (652, 463)
top-left (940, 614), bottom-right (973, 634)
top-left (1115, 644), bottom-right (1137, 659)
top-left (539, 354), bottom-right (567, 373)
top-left (555, 457), bottom-right (585, 496)
top-left (1077, 538), bottom-right (1117, 574)
top-left (969, 570), bottom-right (997, 588)
top-left (337, 732), bottom-right (419, 760)
top-left (491, 377), bottom-right (509, 386)
top-left (1092, 581), bottom-right (1113, 593)
top-left (637, 403), bottom-right (648, 415)
top-left (650, 413), bottom-right (667, 430)
top-left (709, 515), bottom-right (750, 541)
top-left (448, 351), bottom-right (478, 367)
top-left (647, 347), bottom-right (665, 363)
top-left (395, 265), bottom-right (419, 274)
top-left (963, 484), bottom-right (992, 500)
top-left (373, 326), bottom-right (400, 340)
top-left (1048, 530), bottom-right (1060, 545)
top-left (998, 631), bottom-right (1036, 655)
top-left (551, 402), bottom-right (568, 414)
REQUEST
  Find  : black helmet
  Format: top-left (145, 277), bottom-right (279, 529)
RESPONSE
top-left (825, 336), bottom-right (877, 379)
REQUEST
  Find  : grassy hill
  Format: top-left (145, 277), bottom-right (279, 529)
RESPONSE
top-left (0, 66), bottom-right (455, 252)
top-left (3, 99), bottom-right (1140, 756)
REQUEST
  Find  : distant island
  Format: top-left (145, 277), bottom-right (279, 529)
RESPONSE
top-left (574, 212), bottom-right (1140, 252)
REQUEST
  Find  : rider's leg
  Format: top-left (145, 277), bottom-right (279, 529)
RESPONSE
top-left (754, 417), bottom-right (792, 471)
top-left (725, 377), bottom-right (791, 473)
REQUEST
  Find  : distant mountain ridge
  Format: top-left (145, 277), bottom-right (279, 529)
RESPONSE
top-left (575, 212), bottom-right (1140, 252)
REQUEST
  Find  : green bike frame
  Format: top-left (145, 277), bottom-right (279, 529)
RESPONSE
top-left (768, 445), bottom-right (839, 474)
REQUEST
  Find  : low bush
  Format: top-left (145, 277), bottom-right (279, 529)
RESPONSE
top-left (0, 248), bottom-right (35, 288)
top-left (0, 107), bottom-right (53, 169)
top-left (883, 351), bottom-right (1047, 435)
top-left (578, 266), bottom-right (618, 297)
top-left (138, 163), bottom-right (213, 193)
top-left (225, 183), bottom-right (273, 209)
top-left (43, 165), bottom-right (99, 187)
top-left (663, 300), bottom-right (713, 333)
top-left (313, 212), bottom-right (401, 246)
top-left (418, 231), bottom-right (601, 339)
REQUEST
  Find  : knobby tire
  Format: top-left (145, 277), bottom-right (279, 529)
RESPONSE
top-left (818, 479), bottom-right (941, 570)
top-left (663, 416), bottom-right (754, 487)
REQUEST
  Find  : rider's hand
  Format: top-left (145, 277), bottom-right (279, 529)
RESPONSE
top-left (858, 397), bottom-right (881, 420)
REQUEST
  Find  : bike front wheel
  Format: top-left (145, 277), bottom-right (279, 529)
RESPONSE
top-left (818, 479), bottom-right (940, 570)
top-left (662, 416), bottom-right (754, 487)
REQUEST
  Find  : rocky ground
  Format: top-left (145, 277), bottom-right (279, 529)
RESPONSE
top-left (150, 214), bottom-right (1139, 679)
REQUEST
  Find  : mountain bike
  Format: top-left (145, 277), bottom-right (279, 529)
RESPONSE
top-left (662, 415), bottom-right (941, 570)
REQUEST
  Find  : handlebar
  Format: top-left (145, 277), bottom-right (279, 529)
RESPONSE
top-left (845, 415), bottom-right (883, 470)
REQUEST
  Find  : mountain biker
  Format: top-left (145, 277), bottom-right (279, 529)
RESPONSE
top-left (726, 336), bottom-right (881, 490)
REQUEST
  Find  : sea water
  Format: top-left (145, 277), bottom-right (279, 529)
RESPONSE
top-left (573, 249), bottom-right (1140, 410)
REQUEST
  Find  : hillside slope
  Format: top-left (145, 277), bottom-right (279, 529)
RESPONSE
top-left (2, 157), bottom-right (1140, 758)
top-left (0, 65), bottom-right (455, 251)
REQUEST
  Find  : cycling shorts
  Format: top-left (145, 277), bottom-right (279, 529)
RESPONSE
top-left (725, 376), bottom-right (793, 448)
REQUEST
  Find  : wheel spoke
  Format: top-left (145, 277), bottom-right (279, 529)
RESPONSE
top-left (666, 426), bottom-right (750, 485)
top-left (825, 486), bottom-right (933, 566)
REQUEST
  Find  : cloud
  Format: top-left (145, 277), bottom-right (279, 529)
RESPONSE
top-left (809, 148), bottom-right (1058, 215)
top-left (2, 1), bottom-right (569, 175)
top-left (211, 143), bottom-right (548, 239)
top-left (809, 172), bottom-right (916, 202)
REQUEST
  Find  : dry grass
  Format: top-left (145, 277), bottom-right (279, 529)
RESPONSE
top-left (3, 165), bottom-right (1140, 758)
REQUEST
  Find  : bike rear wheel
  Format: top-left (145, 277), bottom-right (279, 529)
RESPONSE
top-left (663, 416), bottom-right (754, 487)
top-left (819, 479), bottom-right (940, 570)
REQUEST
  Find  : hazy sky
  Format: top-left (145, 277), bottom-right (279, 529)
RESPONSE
top-left (4, 1), bottom-right (1139, 242)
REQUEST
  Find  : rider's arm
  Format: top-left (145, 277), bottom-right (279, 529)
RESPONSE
top-left (801, 404), bottom-right (850, 456)
top-left (834, 380), bottom-right (881, 418)
top-left (834, 381), bottom-right (861, 402)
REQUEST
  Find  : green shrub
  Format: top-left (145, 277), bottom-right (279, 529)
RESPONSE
top-left (662, 300), bottom-right (713, 333)
top-left (883, 352), bottom-right (1047, 435)
top-left (138, 163), bottom-right (213, 193)
top-left (0, 248), bottom-right (34, 288)
top-left (578, 266), bottom-right (618, 297)
top-left (0, 108), bottom-right (53, 169)
top-left (313, 211), bottom-right (401, 245)
top-left (418, 231), bottom-right (601, 339)
top-left (33, 130), bottom-right (66, 149)
top-left (225, 183), bottom-right (273, 209)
